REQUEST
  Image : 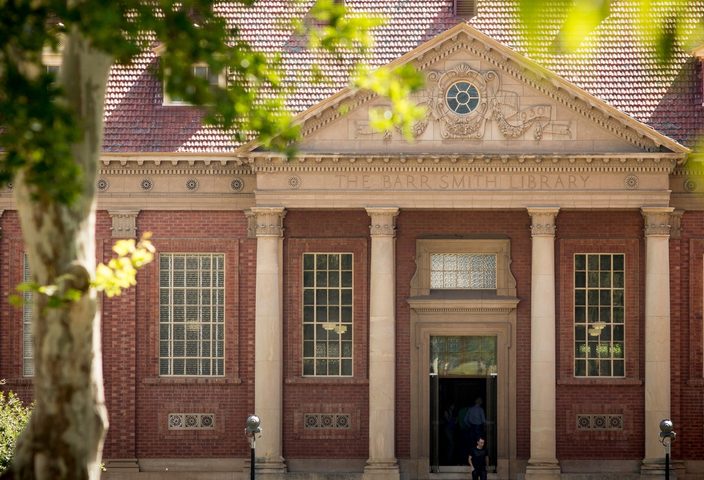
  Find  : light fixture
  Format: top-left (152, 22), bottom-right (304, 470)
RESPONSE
top-left (588, 321), bottom-right (606, 336)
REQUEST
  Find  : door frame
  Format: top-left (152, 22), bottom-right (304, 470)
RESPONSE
top-left (408, 302), bottom-right (518, 480)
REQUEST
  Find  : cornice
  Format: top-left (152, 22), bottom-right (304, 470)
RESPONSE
top-left (99, 153), bottom-right (251, 176)
top-left (242, 153), bottom-right (682, 174)
top-left (407, 296), bottom-right (520, 314)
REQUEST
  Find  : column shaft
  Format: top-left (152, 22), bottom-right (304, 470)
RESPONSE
top-left (642, 207), bottom-right (673, 467)
top-left (526, 207), bottom-right (560, 479)
top-left (364, 207), bottom-right (400, 480)
top-left (252, 207), bottom-right (286, 472)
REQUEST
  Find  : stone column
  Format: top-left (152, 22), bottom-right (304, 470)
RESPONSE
top-left (641, 207), bottom-right (673, 475)
top-left (525, 207), bottom-right (561, 480)
top-left (252, 207), bottom-right (287, 473)
top-left (364, 207), bottom-right (400, 480)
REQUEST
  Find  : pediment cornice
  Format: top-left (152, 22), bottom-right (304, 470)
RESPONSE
top-left (243, 152), bottom-right (683, 175)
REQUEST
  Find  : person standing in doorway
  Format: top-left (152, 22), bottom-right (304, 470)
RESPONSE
top-left (468, 437), bottom-right (489, 480)
top-left (465, 397), bottom-right (486, 446)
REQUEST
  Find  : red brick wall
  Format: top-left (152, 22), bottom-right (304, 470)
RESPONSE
top-left (554, 210), bottom-right (645, 459)
top-left (131, 210), bottom-right (253, 458)
top-left (4, 205), bottom-right (703, 466)
top-left (0, 211), bottom-right (33, 403)
top-left (282, 210), bottom-right (370, 458)
top-left (673, 211), bottom-right (704, 461)
top-left (395, 210), bottom-right (533, 460)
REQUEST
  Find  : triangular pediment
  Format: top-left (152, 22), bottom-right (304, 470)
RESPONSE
top-left (239, 23), bottom-right (687, 158)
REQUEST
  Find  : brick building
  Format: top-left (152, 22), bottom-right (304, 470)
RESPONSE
top-left (2, 1), bottom-right (704, 479)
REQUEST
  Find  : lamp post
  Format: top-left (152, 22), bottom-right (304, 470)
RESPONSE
top-left (245, 415), bottom-right (262, 480)
top-left (659, 419), bottom-right (676, 480)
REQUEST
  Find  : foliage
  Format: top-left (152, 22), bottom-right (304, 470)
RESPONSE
top-left (0, 389), bottom-right (32, 474)
top-left (9, 234), bottom-right (155, 306)
top-left (295, 0), bottom-right (426, 139)
top-left (93, 234), bottom-right (155, 298)
top-left (0, 0), bottom-right (425, 208)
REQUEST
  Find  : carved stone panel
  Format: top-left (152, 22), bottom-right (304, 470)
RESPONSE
top-left (109, 210), bottom-right (139, 238)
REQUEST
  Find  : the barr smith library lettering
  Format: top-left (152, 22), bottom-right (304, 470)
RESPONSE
top-left (4, 1), bottom-right (704, 480)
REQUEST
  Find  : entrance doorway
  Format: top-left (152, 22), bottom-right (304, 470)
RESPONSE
top-left (429, 336), bottom-right (497, 473)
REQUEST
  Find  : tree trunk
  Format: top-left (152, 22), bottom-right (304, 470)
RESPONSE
top-left (6, 27), bottom-right (112, 480)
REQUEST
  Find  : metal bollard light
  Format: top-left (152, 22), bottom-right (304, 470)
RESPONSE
top-left (245, 415), bottom-right (262, 480)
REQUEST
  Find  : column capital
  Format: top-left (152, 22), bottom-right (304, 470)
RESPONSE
top-left (641, 206), bottom-right (674, 237)
top-left (366, 207), bottom-right (399, 237)
top-left (108, 210), bottom-right (140, 238)
top-left (527, 207), bottom-right (559, 237)
top-left (249, 207), bottom-right (286, 237)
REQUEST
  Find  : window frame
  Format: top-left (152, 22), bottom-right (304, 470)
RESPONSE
top-left (22, 253), bottom-right (34, 377)
top-left (285, 238), bottom-right (368, 384)
top-left (573, 253), bottom-right (626, 378)
top-left (558, 238), bottom-right (640, 385)
top-left (429, 252), bottom-right (498, 290)
top-left (158, 252), bottom-right (226, 378)
top-left (162, 63), bottom-right (227, 106)
top-left (412, 239), bottom-right (515, 297)
top-left (301, 252), bottom-right (355, 377)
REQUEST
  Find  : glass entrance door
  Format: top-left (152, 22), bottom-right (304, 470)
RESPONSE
top-left (429, 336), bottom-right (497, 472)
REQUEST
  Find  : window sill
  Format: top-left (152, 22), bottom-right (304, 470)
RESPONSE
top-left (142, 376), bottom-right (242, 385)
top-left (285, 377), bottom-right (369, 385)
top-left (558, 377), bottom-right (642, 386)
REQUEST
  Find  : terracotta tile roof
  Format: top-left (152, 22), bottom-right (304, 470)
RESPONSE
top-left (102, 0), bottom-right (704, 152)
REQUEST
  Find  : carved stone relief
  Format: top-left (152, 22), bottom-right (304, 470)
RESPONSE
top-left (426, 63), bottom-right (570, 141)
top-left (355, 64), bottom-right (572, 143)
top-left (109, 210), bottom-right (139, 238)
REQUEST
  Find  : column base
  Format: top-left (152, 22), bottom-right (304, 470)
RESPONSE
top-left (254, 457), bottom-right (288, 479)
top-left (640, 458), bottom-right (679, 479)
top-left (363, 460), bottom-right (400, 480)
top-left (104, 458), bottom-right (140, 472)
top-left (525, 458), bottom-right (561, 480)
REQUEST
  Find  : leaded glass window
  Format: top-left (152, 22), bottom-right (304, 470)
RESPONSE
top-left (430, 336), bottom-right (497, 376)
top-left (446, 81), bottom-right (480, 115)
top-left (23, 254), bottom-right (34, 377)
top-left (430, 253), bottom-right (497, 289)
top-left (159, 253), bottom-right (225, 376)
top-left (574, 253), bottom-right (625, 377)
top-left (302, 253), bottom-right (353, 376)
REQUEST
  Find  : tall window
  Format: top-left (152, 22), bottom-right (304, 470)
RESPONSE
top-left (574, 253), bottom-right (625, 377)
top-left (23, 254), bottom-right (34, 377)
top-left (302, 253), bottom-right (353, 376)
top-left (159, 253), bottom-right (225, 376)
top-left (430, 253), bottom-right (497, 289)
